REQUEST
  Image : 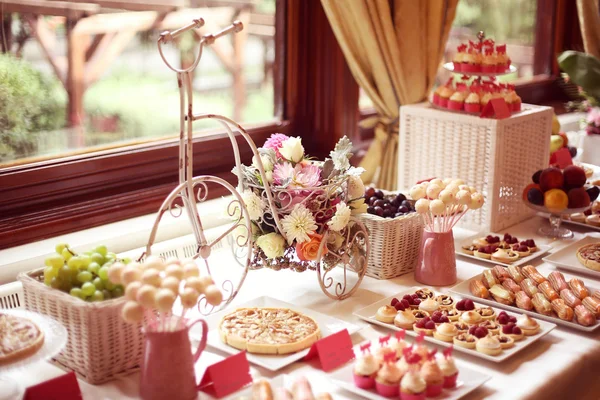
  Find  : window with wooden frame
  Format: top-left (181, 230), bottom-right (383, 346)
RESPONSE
top-left (0, 0), bottom-right (358, 249)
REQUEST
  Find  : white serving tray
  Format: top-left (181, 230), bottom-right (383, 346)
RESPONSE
top-left (456, 232), bottom-right (550, 268)
top-left (543, 234), bottom-right (600, 278)
top-left (330, 342), bottom-right (490, 400)
top-left (549, 215), bottom-right (600, 233)
top-left (206, 375), bottom-right (287, 400)
top-left (450, 273), bottom-right (600, 332)
top-left (353, 287), bottom-right (555, 363)
top-left (199, 296), bottom-right (361, 371)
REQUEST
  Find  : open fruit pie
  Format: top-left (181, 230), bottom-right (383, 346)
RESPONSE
top-left (0, 313), bottom-right (45, 365)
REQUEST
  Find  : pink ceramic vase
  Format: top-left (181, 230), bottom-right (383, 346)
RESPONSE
top-left (414, 230), bottom-right (457, 286)
top-left (139, 318), bottom-right (208, 400)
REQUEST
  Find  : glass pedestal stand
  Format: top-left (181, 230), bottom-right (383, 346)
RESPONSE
top-left (525, 202), bottom-right (591, 239)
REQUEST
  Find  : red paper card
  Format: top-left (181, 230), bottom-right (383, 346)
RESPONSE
top-left (24, 372), bottom-right (82, 400)
top-left (198, 352), bottom-right (252, 398)
top-left (304, 328), bottom-right (354, 372)
top-left (480, 97), bottom-right (511, 119)
top-left (552, 147), bottom-right (573, 169)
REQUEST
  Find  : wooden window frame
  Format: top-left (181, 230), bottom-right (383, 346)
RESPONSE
top-left (0, 0), bottom-right (358, 249)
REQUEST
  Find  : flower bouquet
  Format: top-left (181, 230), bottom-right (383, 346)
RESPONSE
top-left (232, 134), bottom-right (370, 299)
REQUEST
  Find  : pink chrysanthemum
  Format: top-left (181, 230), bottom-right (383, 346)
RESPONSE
top-left (263, 133), bottom-right (290, 158)
top-left (273, 163), bottom-right (321, 189)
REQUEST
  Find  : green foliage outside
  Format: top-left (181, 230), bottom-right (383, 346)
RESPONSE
top-left (0, 54), bottom-right (66, 161)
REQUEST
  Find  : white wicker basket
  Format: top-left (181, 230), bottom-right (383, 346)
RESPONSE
top-left (398, 102), bottom-right (553, 231)
top-left (358, 211), bottom-right (423, 279)
top-left (18, 269), bottom-right (145, 384)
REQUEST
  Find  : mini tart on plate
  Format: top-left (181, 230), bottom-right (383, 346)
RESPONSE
top-left (394, 310), bottom-right (416, 330)
top-left (413, 318), bottom-right (436, 336)
top-left (453, 333), bottom-right (477, 349)
top-left (476, 336), bottom-right (502, 356)
top-left (433, 322), bottom-right (458, 342)
top-left (411, 309), bottom-right (430, 322)
top-left (375, 305), bottom-right (397, 324)
top-left (452, 322), bottom-right (470, 333)
top-left (414, 288), bottom-right (435, 300)
top-left (491, 248), bottom-right (519, 264)
top-left (444, 308), bottom-right (461, 322)
top-left (587, 215), bottom-right (600, 227)
top-left (461, 244), bottom-right (478, 255)
top-left (418, 298), bottom-right (440, 314)
top-left (475, 306), bottom-right (496, 321)
top-left (478, 320), bottom-right (500, 334)
top-left (494, 334), bottom-right (515, 349)
top-left (512, 244), bottom-right (531, 258)
top-left (460, 310), bottom-right (483, 325)
top-left (516, 314), bottom-right (540, 336)
top-left (473, 248), bottom-right (492, 260)
top-left (472, 237), bottom-right (490, 247)
top-left (435, 295), bottom-right (455, 310)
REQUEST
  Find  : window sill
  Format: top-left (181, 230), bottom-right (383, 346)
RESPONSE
top-left (0, 196), bottom-right (232, 285)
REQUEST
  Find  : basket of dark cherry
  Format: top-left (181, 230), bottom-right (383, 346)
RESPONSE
top-left (358, 187), bottom-right (424, 279)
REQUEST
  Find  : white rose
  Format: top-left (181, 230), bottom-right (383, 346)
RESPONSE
top-left (253, 154), bottom-right (273, 172)
top-left (279, 137), bottom-right (305, 163)
top-left (256, 233), bottom-right (286, 259)
top-left (347, 175), bottom-right (365, 200)
top-left (265, 170), bottom-right (274, 183)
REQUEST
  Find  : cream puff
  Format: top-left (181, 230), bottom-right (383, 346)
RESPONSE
top-left (516, 314), bottom-right (540, 336)
top-left (453, 333), bottom-right (477, 349)
top-left (419, 298), bottom-right (440, 314)
top-left (433, 322), bottom-right (458, 342)
top-left (394, 310), bottom-right (416, 330)
top-left (476, 336), bottom-right (502, 356)
top-left (460, 310), bottom-right (483, 325)
top-left (375, 305), bottom-right (398, 324)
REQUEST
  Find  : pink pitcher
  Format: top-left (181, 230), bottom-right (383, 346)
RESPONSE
top-left (140, 318), bottom-right (208, 400)
top-left (415, 230), bottom-right (457, 286)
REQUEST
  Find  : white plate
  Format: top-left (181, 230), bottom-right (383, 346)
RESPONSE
top-left (207, 375), bottom-right (288, 400)
top-left (456, 233), bottom-right (550, 267)
top-left (443, 62), bottom-right (516, 76)
top-left (450, 273), bottom-right (600, 332)
top-left (330, 342), bottom-right (490, 400)
top-left (353, 287), bottom-right (555, 363)
top-left (199, 296), bottom-right (361, 371)
top-left (543, 235), bottom-right (600, 278)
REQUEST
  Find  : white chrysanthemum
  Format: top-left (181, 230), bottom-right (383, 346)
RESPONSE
top-left (242, 190), bottom-right (264, 221)
top-left (328, 202), bottom-right (352, 231)
top-left (281, 204), bottom-right (317, 244)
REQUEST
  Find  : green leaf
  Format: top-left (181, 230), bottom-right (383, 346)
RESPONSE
top-left (558, 51), bottom-right (600, 101)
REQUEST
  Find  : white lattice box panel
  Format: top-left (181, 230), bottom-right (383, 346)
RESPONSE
top-left (398, 102), bottom-right (553, 231)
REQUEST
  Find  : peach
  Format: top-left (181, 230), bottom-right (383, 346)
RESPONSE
top-left (568, 187), bottom-right (591, 209)
top-left (544, 188), bottom-right (568, 212)
top-left (563, 165), bottom-right (587, 189)
top-left (540, 167), bottom-right (564, 192)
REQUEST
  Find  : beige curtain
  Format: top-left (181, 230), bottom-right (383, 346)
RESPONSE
top-left (321, 0), bottom-right (458, 190)
top-left (577, 0), bottom-right (600, 59)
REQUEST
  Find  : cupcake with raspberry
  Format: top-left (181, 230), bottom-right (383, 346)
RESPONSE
top-left (375, 353), bottom-right (404, 398)
top-left (453, 44), bottom-right (468, 72)
top-left (420, 353), bottom-right (444, 397)
top-left (437, 346), bottom-right (459, 389)
top-left (462, 50), bottom-right (479, 73)
top-left (353, 347), bottom-right (379, 389)
top-left (448, 90), bottom-right (467, 111)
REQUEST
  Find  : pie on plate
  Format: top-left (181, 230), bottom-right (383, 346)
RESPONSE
top-left (218, 307), bottom-right (321, 354)
top-left (0, 312), bottom-right (45, 365)
top-left (577, 243), bottom-right (600, 271)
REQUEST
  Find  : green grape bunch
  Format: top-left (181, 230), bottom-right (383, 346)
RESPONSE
top-left (43, 243), bottom-right (130, 302)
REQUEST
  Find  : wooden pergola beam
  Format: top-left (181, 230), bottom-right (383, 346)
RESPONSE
top-left (23, 14), bottom-right (68, 86)
top-left (49, 0), bottom-right (184, 13)
top-left (85, 29), bottom-right (136, 86)
top-left (0, 0), bottom-right (99, 19)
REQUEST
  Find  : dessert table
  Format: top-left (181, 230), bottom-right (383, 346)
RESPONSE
top-left (6, 216), bottom-right (600, 400)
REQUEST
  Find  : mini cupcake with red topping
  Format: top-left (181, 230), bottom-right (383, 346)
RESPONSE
top-left (353, 343), bottom-right (379, 389)
top-left (420, 351), bottom-right (444, 397)
top-left (433, 78), bottom-right (453, 106)
top-left (448, 84), bottom-right (468, 111)
top-left (481, 48), bottom-right (497, 73)
top-left (438, 86), bottom-right (455, 108)
top-left (496, 44), bottom-right (511, 72)
top-left (375, 352), bottom-right (404, 398)
top-left (453, 44), bottom-right (468, 72)
top-left (399, 355), bottom-right (426, 400)
top-left (437, 346), bottom-right (459, 389)
top-left (464, 91), bottom-right (481, 113)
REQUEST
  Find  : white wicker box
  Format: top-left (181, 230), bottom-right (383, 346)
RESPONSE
top-left (398, 102), bottom-right (553, 232)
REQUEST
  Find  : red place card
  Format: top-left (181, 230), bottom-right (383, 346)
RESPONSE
top-left (480, 97), bottom-right (511, 119)
top-left (24, 371), bottom-right (82, 400)
top-left (198, 352), bottom-right (252, 398)
top-left (552, 147), bottom-right (573, 169)
top-left (304, 328), bottom-right (354, 372)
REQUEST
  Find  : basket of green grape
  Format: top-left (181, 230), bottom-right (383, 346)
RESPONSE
top-left (17, 243), bottom-right (145, 384)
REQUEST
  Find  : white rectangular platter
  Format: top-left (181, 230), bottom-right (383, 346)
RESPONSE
top-left (455, 232), bottom-right (550, 268)
top-left (330, 342), bottom-right (490, 400)
top-left (206, 375), bottom-right (288, 400)
top-left (543, 234), bottom-right (600, 278)
top-left (200, 296), bottom-right (361, 371)
top-left (450, 274), bottom-right (600, 332)
top-left (353, 287), bottom-right (555, 363)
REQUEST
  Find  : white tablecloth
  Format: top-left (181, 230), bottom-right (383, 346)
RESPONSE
top-left (6, 216), bottom-right (600, 400)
